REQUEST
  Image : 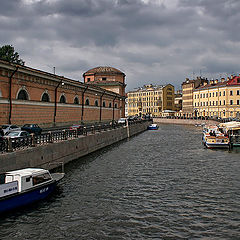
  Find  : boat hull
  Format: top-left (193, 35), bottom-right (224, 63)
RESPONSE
top-left (147, 127), bottom-right (158, 130)
top-left (205, 143), bottom-right (229, 149)
top-left (0, 181), bottom-right (57, 214)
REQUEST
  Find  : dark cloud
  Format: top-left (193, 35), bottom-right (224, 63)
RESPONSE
top-left (0, 0), bottom-right (240, 90)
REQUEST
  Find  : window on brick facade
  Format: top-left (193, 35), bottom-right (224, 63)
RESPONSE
top-left (109, 102), bottom-right (112, 108)
top-left (60, 95), bottom-right (66, 103)
top-left (115, 103), bottom-right (118, 108)
top-left (74, 97), bottom-right (79, 104)
top-left (17, 89), bottom-right (29, 100)
top-left (41, 93), bottom-right (50, 102)
top-left (224, 100), bottom-right (226, 105)
top-left (85, 99), bottom-right (89, 105)
top-left (230, 100), bottom-right (233, 105)
top-left (216, 92), bottom-right (218, 97)
top-left (95, 100), bottom-right (99, 106)
top-left (223, 91), bottom-right (225, 96)
top-left (230, 90), bottom-right (233, 96)
top-left (103, 101), bottom-right (106, 107)
top-left (237, 100), bottom-right (240, 105)
top-left (102, 77), bottom-right (107, 81)
top-left (87, 78), bottom-right (90, 82)
top-left (237, 90), bottom-right (239, 95)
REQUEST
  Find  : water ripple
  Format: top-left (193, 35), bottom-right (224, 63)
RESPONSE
top-left (0, 124), bottom-right (240, 239)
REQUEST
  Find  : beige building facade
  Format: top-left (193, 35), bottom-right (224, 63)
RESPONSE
top-left (193, 76), bottom-right (240, 119)
top-left (182, 77), bottom-right (208, 117)
top-left (127, 84), bottom-right (174, 117)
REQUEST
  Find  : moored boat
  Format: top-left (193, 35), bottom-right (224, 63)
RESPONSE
top-left (0, 168), bottom-right (64, 214)
top-left (205, 135), bottom-right (229, 149)
top-left (219, 121), bottom-right (240, 147)
top-left (147, 124), bottom-right (159, 130)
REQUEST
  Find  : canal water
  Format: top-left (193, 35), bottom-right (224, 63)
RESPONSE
top-left (0, 124), bottom-right (240, 239)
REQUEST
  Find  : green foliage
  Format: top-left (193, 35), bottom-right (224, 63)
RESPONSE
top-left (0, 45), bottom-right (25, 65)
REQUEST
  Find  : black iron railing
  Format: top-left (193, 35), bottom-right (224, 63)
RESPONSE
top-left (0, 120), bottom-right (148, 154)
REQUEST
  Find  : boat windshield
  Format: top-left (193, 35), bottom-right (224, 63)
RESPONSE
top-left (32, 173), bottom-right (52, 186)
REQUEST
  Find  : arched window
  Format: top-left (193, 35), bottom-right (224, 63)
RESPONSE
top-left (60, 95), bottom-right (66, 103)
top-left (74, 97), bottom-right (79, 104)
top-left (103, 101), bottom-right (106, 107)
top-left (109, 102), bottom-right (112, 108)
top-left (17, 89), bottom-right (28, 100)
top-left (115, 103), bottom-right (118, 108)
top-left (41, 93), bottom-right (50, 102)
top-left (85, 98), bottom-right (89, 105)
top-left (95, 100), bottom-right (98, 106)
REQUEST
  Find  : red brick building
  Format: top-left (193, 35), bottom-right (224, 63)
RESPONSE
top-left (0, 60), bottom-right (124, 127)
top-left (83, 66), bottom-right (126, 117)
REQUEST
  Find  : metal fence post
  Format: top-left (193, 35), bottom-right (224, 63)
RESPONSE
top-left (49, 131), bottom-right (53, 143)
top-left (7, 137), bottom-right (13, 152)
top-left (31, 133), bottom-right (36, 147)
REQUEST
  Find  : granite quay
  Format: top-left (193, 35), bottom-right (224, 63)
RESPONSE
top-left (0, 120), bottom-right (150, 172)
top-left (153, 117), bottom-right (218, 126)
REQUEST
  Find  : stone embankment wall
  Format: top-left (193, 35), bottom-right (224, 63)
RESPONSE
top-left (0, 122), bottom-right (149, 172)
top-left (154, 118), bottom-right (218, 126)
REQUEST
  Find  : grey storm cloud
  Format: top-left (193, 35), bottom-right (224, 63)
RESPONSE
top-left (1, 0), bottom-right (240, 90)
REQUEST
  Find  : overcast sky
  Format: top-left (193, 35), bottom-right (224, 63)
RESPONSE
top-left (1, 0), bottom-right (240, 91)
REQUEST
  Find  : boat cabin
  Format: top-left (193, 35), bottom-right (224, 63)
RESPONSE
top-left (0, 168), bottom-right (52, 197)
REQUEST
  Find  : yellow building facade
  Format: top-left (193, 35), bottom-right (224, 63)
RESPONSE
top-left (127, 84), bottom-right (174, 117)
top-left (193, 76), bottom-right (240, 118)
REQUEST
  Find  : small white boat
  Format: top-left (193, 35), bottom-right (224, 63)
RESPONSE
top-left (0, 168), bottom-right (64, 214)
top-left (147, 124), bottom-right (159, 130)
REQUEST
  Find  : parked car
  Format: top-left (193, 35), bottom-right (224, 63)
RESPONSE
top-left (117, 118), bottom-right (127, 124)
top-left (4, 130), bottom-right (30, 139)
top-left (70, 124), bottom-right (83, 130)
top-left (3, 131), bottom-right (30, 148)
top-left (1, 124), bottom-right (21, 134)
top-left (21, 124), bottom-right (42, 135)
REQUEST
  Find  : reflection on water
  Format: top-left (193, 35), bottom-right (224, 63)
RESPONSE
top-left (0, 124), bottom-right (240, 239)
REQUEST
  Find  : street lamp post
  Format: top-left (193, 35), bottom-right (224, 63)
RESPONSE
top-left (53, 79), bottom-right (64, 125)
top-left (81, 86), bottom-right (88, 124)
top-left (112, 95), bottom-right (117, 123)
top-left (99, 91), bottom-right (105, 122)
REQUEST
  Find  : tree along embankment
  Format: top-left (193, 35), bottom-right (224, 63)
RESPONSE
top-left (0, 121), bottom-right (150, 172)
